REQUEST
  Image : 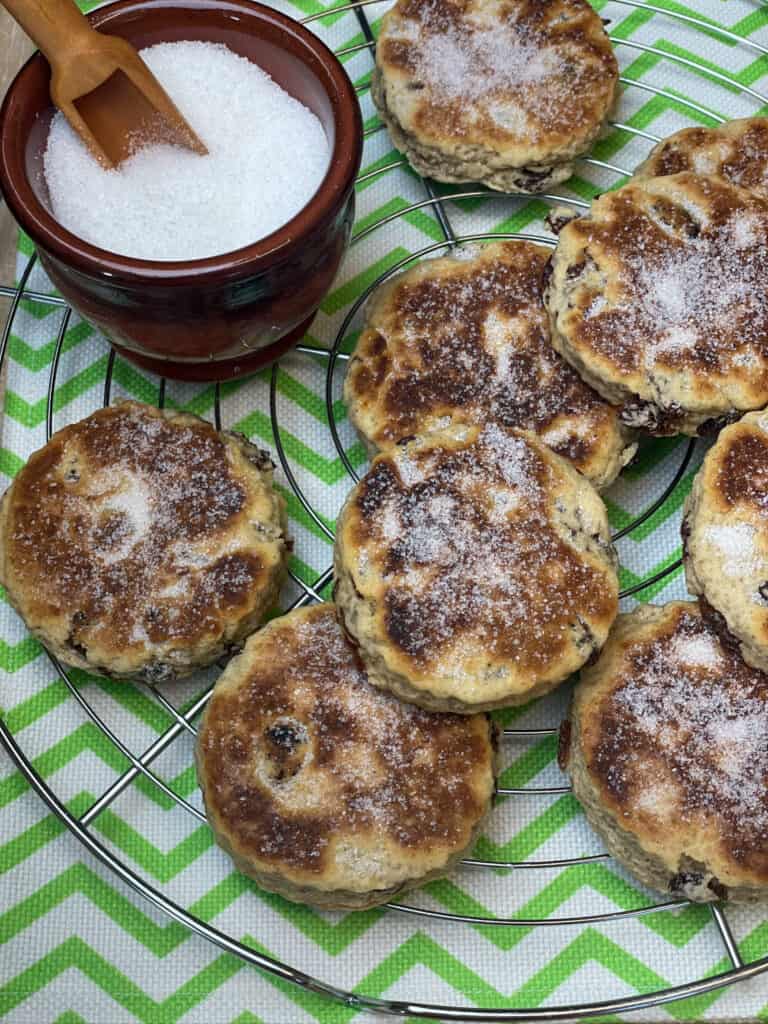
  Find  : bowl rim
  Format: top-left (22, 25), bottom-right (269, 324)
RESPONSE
top-left (0, 0), bottom-right (362, 284)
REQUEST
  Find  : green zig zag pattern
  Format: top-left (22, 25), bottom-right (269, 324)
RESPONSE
top-left (3, 1), bottom-right (768, 1021)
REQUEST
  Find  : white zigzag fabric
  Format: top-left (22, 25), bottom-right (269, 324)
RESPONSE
top-left (2, 1), bottom-right (768, 1021)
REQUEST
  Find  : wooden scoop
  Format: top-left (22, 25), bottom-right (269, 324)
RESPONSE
top-left (2, 0), bottom-right (208, 168)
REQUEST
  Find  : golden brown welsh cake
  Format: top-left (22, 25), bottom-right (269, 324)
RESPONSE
top-left (196, 604), bottom-right (497, 909)
top-left (372, 0), bottom-right (618, 192)
top-left (0, 402), bottom-right (287, 682)
top-left (334, 423), bottom-right (619, 713)
top-left (344, 241), bottom-right (635, 489)
top-left (635, 117), bottom-right (768, 201)
top-left (683, 410), bottom-right (768, 673)
top-left (566, 602), bottom-right (768, 903)
top-left (545, 173), bottom-right (768, 435)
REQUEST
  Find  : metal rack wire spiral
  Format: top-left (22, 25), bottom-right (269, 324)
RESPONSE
top-left (1, 1), bottom-right (767, 1019)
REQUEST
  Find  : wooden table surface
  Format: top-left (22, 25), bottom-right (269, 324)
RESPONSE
top-left (0, 13), bottom-right (33, 322)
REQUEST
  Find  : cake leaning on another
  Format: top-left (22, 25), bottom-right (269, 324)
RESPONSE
top-left (544, 172), bottom-right (768, 435)
top-left (565, 602), bottom-right (768, 904)
top-left (196, 604), bottom-right (497, 909)
top-left (683, 409), bottom-right (768, 673)
top-left (344, 241), bottom-right (636, 490)
top-left (334, 422), bottom-right (619, 713)
top-left (372, 0), bottom-right (618, 193)
top-left (634, 117), bottom-right (768, 201)
top-left (0, 401), bottom-right (288, 682)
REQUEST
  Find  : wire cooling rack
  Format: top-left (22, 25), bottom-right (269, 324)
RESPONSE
top-left (2, 1), bottom-right (768, 1019)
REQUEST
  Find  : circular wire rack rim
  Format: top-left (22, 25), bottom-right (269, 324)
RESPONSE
top-left (1, 0), bottom-right (767, 1018)
top-left (2, 715), bottom-right (768, 1024)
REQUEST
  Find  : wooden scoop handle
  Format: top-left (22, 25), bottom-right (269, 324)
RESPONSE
top-left (1, 0), bottom-right (95, 63)
top-left (2, 0), bottom-right (209, 167)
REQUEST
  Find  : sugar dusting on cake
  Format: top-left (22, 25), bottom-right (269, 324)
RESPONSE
top-left (351, 424), bottom-right (616, 682)
top-left (416, 24), bottom-right (559, 105)
top-left (383, 0), bottom-right (615, 143)
top-left (360, 243), bottom-right (617, 474)
top-left (704, 523), bottom-right (763, 579)
top-left (9, 404), bottom-right (274, 654)
top-left (594, 606), bottom-right (768, 851)
top-left (203, 607), bottom-right (491, 869)
top-left (573, 178), bottom-right (768, 381)
top-left (667, 630), bottom-right (723, 670)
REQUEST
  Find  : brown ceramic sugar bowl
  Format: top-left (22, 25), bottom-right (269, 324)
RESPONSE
top-left (0, 0), bottom-right (362, 381)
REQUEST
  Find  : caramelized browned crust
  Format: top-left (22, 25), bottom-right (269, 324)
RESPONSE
top-left (344, 242), bottom-right (635, 489)
top-left (334, 423), bottom-right (618, 711)
top-left (0, 402), bottom-right (287, 681)
top-left (683, 410), bottom-right (768, 674)
top-left (196, 604), bottom-right (496, 907)
top-left (374, 0), bottom-right (618, 188)
top-left (635, 118), bottom-right (768, 202)
top-left (570, 602), bottom-right (768, 900)
top-left (545, 173), bottom-right (768, 435)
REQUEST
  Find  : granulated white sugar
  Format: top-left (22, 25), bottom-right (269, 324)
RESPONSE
top-left (43, 41), bottom-right (330, 260)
